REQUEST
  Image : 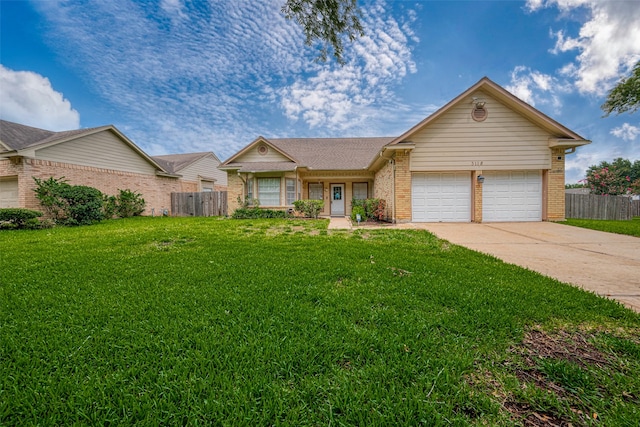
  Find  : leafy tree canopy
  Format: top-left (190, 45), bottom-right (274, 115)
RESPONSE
top-left (601, 60), bottom-right (640, 116)
top-left (282, 0), bottom-right (364, 64)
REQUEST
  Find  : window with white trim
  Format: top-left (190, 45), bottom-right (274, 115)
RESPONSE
top-left (286, 178), bottom-right (296, 205)
top-left (309, 183), bottom-right (323, 200)
top-left (258, 177), bottom-right (280, 206)
top-left (246, 179), bottom-right (254, 200)
top-left (353, 182), bottom-right (368, 200)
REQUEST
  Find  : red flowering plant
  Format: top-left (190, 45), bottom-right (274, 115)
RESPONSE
top-left (586, 166), bottom-right (632, 195)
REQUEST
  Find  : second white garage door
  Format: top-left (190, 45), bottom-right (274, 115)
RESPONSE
top-left (483, 171), bottom-right (542, 222)
top-left (412, 172), bottom-right (471, 222)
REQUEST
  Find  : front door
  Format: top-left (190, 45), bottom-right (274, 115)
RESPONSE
top-left (330, 184), bottom-right (345, 216)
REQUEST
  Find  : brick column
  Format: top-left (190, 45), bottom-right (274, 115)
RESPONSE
top-left (473, 171), bottom-right (483, 222)
top-left (547, 149), bottom-right (566, 221)
top-left (226, 172), bottom-right (245, 213)
top-left (394, 151), bottom-right (412, 222)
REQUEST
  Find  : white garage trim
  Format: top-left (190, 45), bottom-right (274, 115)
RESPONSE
top-left (482, 170), bottom-right (542, 222)
top-left (412, 172), bottom-right (471, 222)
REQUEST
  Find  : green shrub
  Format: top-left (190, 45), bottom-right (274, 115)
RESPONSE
top-left (293, 199), bottom-right (324, 219)
top-left (103, 195), bottom-right (117, 219)
top-left (350, 205), bottom-right (366, 222)
top-left (61, 185), bottom-right (104, 225)
top-left (33, 177), bottom-right (104, 226)
top-left (33, 177), bottom-right (69, 220)
top-left (0, 208), bottom-right (43, 229)
top-left (350, 198), bottom-right (386, 221)
top-left (232, 208), bottom-right (290, 219)
top-left (115, 189), bottom-right (146, 218)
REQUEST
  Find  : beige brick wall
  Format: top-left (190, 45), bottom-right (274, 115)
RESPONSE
top-left (394, 151), bottom-right (412, 222)
top-left (226, 172), bottom-right (245, 213)
top-left (373, 160), bottom-right (394, 221)
top-left (547, 149), bottom-right (566, 221)
top-left (2, 157), bottom-right (182, 215)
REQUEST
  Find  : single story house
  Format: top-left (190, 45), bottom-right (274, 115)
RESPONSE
top-left (152, 152), bottom-right (227, 192)
top-left (0, 120), bottom-right (226, 214)
top-left (220, 77), bottom-right (590, 222)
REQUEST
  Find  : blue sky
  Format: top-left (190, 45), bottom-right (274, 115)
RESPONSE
top-left (1, 0), bottom-right (639, 183)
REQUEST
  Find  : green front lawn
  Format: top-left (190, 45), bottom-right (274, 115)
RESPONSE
top-left (1, 218), bottom-right (639, 426)
top-left (564, 217), bottom-right (640, 237)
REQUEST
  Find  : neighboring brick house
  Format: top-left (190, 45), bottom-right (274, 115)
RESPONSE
top-left (0, 120), bottom-right (225, 215)
top-left (220, 77), bottom-right (590, 222)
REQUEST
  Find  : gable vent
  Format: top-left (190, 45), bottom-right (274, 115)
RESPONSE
top-left (258, 145), bottom-right (268, 155)
top-left (472, 104), bottom-right (488, 122)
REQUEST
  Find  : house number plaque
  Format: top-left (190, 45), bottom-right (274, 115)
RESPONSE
top-left (471, 161), bottom-right (483, 166)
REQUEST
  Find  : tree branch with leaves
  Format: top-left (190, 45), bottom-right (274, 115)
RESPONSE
top-left (601, 60), bottom-right (640, 116)
top-left (282, 0), bottom-right (364, 64)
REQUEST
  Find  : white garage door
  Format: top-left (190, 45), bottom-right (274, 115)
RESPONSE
top-left (412, 172), bottom-right (471, 222)
top-left (483, 171), bottom-right (542, 222)
top-left (0, 177), bottom-right (19, 208)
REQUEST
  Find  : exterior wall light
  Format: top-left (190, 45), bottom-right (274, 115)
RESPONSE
top-left (477, 175), bottom-right (485, 184)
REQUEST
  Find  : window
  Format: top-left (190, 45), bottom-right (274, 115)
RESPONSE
top-left (353, 182), bottom-right (368, 200)
top-left (286, 178), bottom-right (296, 205)
top-left (246, 179), bottom-right (254, 200)
top-left (309, 183), bottom-right (323, 200)
top-left (258, 177), bottom-right (280, 205)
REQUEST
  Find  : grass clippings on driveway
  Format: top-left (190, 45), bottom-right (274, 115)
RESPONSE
top-left (563, 217), bottom-right (640, 237)
top-left (1, 217), bottom-right (639, 426)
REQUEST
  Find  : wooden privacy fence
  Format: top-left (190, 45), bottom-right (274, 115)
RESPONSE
top-left (171, 191), bottom-right (227, 217)
top-left (565, 193), bottom-right (637, 220)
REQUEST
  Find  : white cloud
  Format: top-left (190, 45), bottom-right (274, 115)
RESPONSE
top-left (505, 66), bottom-right (567, 113)
top-left (0, 65), bottom-right (80, 130)
top-left (29, 0), bottom-right (417, 156)
top-left (527, 0), bottom-right (640, 94)
top-left (279, 0), bottom-right (417, 132)
top-left (610, 123), bottom-right (640, 142)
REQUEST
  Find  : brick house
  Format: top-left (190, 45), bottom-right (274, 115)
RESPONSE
top-left (0, 120), bottom-right (226, 215)
top-left (220, 77), bottom-right (590, 222)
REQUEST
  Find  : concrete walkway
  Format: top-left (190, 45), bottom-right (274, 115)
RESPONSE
top-left (328, 218), bottom-right (640, 313)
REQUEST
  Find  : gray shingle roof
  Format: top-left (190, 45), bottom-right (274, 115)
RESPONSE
top-left (222, 137), bottom-right (394, 171)
top-left (0, 119), bottom-right (108, 151)
top-left (268, 137), bottom-right (394, 170)
top-left (151, 152), bottom-right (216, 174)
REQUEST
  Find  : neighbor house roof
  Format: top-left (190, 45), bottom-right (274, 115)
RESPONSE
top-left (0, 119), bottom-right (176, 176)
top-left (220, 136), bottom-right (394, 172)
top-left (151, 152), bottom-right (221, 175)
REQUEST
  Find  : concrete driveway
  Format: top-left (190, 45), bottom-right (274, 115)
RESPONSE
top-left (396, 222), bottom-right (640, 313)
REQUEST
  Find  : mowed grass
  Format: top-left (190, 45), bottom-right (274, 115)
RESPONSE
top-left (1, 217), bottom-right (639, 426)
top-left (563, 217), bottom-right (640, 237)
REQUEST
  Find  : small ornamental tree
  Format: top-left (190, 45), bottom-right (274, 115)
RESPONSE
top-left (586, 158), bottom-right (640, 195)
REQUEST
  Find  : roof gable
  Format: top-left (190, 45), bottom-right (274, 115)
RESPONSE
top-left (391, 77), bottom-right (589, 146)
top-left (221, 136), bottom-right (394, 171)
top-left (0, 119), bottom-right (174, 175)
top-left (152, 152), bottom-right (220, 174)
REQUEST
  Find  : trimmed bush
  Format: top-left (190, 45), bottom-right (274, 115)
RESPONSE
top-left (0, 208), bottom-right (43, 229)
top-left (350, 198), bottom-right (386, 221)
top-left (293, 199), bottom-right (324, 219)
top-left (33, 177), bottom-right (104, 226)
top-left (350, 205), bottom-right (366, 222)
top-left (115, 189), bottom-right (146, 218)
top-left (232, 208), bottom-right (291, 219)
